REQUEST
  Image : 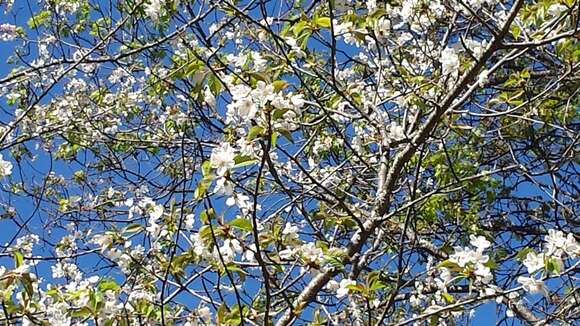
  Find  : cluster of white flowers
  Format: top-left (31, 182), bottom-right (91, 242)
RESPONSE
top-left (327, 278), bottom-right (357, 298)
top-left (225, 193), bottom-right (257, 216)
top-left (547, 3), bottom-right (568, 17)
top-left (333, 19), bottom-right (366, 46)
top-left (145, 0), bottom-right (163, 22)
top-left (183, 306), bottom-right (212, 326)
top-left (544, 229), bottom-right (578, 257)
top-left (0, 154), bottom-right (13, 177)
top-left (284, 37), bottom-right (306, 58)
top-left (374, 16), bottom-right (390, 40)
top-left (440, 47), bottom-right (460, 76)
top-left (517, 229), bottom-right (578, 297)
top-left (216, 238), bottom-right (243, 263)
top-left (440, 235), bottom-right (493, 284)
top-left (190, 232), bottom-right (210, 258)
top-left (282, 222), bottom-right (300, 240)
top-left (463, 38), bottom-right (488, 59)
top-left (300, 242), bottom-right (324, 265)
top-left (226, 84), bottom-right (258, 122)
top-left (388, 122), bottom-right (406, 142)
top-left (210, 142), bottom-right (236, 176)
top-left (140, 197), bottom-right (166, 241)
top-left (465, 0), bottom-right (495, 10)
top-left (224, 80), bottom-right (304, 126)
top-left (0, 23), bottom-right (18, 41)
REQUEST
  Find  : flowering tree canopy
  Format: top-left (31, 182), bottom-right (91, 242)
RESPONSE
top-left (0, 0), bottom-right (578, 325)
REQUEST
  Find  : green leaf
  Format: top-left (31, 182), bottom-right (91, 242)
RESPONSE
top-left (98, 278), bottom-right (120, 292)
top-left (346, 283), bottom-right (365, 293)
top-left (224, 262), bottom-right (247, 276)
top-left (247, 126), bottom-right (265, 140)
top-left (234, 155), bottom-right (257, 168)
top-left (546, 257), bottom-right (560, 274)
top-left (510, 25), bottom-right (521, 39)
top-left (437, 260), bottom-right (461, 272)
top-left (430, 314), bottom-right (440, 326)
top-left (271, 131), bottom-right (278, 148)
top-left (13, 250), bottom-right (23, 268)
top-left (28, 10), bottom-right (51, 29)
top-left (198, 225), bottom-right (215, 245)
top-left (315, 17), bottom-right (331, 28)
top-left (207, 73), bottom-right (223, 95)
top-left (201, 160), bottom-right (212, 176)
top-left (123, 223), bottom-right (143, 234)
top-left (272, 80), bottom-right (288, 91)
top-left (229, 218), bottom-right (253, 232)
top-left (516, 248), bottom-right (535, 261)
top-left (277, 128), bottom-right (294, 143)
top-left (441, 292), bottom-right (454, 303)
top-left (291, 20), bottom-right (308, 36)
top-left (199, 208), bottom-right (215, 224)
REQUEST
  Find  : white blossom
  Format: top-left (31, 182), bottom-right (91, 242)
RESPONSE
top-left (547, 4), bottom-right (568, 17)
top-left (0, 154), bottom-right (13, 176)
top-left (145, 0), bottom-right (162, 21)
top-left (0, 23), bottom-right (18, 41)
top-left (336, 279), bottom-right (356, 298)
top-left (210, 143), bottom-right (236, 176)
top-left (469, 235), bottom-right (491, 252)
top-left (300, 242), bottom-right (323, 263)
top-left (440, 47), bottom-right (459, 75)
top-left (522, 252), bottom-right (544, 274)
top-left (517, 276), bottom-right (548, 297)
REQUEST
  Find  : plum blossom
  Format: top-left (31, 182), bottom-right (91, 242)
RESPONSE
top-left (469, 235), bottom-right (491, 252)
top-left (522, 252), bottom-right (544, 274)
top-left (225, 84), bottom-right (261, 123)
top-left (184, 214), bottom-right (195, 229)
top-left (478, 69), bottom-right (489, 86)
top-left (284, 37), bottom-right (305, 58)
top-left (440, 47), bottom-right (459, 75)
top-left (463, 38), bottom-right (488, 59)
top-left (547, 4), bottom-right (568, 17)
top-left (326, 279), bottom-right (340, 291)
top-left (517, 276), bottom-right (549, 297)
top-left (251, 81), bottom-right (275, 104)
top-left (0, 23), bottom-right (18, 41)
top-left (145, 0), bottom-right (162, 21)
top-left (545, 229), bottom-right (579, 258)
top-left (243, 244), bottom-right (257, 262)
top-left (300, 242), bottom-right (323, 264)
top-left (388, 122), bottom-right (405, 141)
top-left (197, 306), bottom-right (212, 322)
top-left (0, 154), bottom-right (13, 176)
top-left (204, 87), bottom-right (216, 108)
top-left (279, 247), bottom-right (296, 260)
top-left (289, 93), bottom-right (305, 110)
top-left (374, 16), bottom-right (390, 40)
top-left (336, 279), bottom-right (356, 298)
top-left (210, 143), bottom-right (236, 176)
top-left (92, 234), bottom-right (114, 253)
top-left (474, 264), bottom-right (492, 284)
top-left (225, 193), bottom-right (255, 215)
top-left (214, 176), bottom-right (233, 195)
top-left (217, 238), bottom-right (243, 262)
top-left (282, 222), bottom-right (299, 240)
top-left (466, 0), bottom-right (493, 9)
top-left (443, 234), bottom-right (493, 285)
top-left (191, 233), bottom-right (209, 257)
top-left (145, 202), bottom-right (166, 240)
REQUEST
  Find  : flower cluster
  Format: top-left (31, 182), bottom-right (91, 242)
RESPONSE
top-left (517, 229), bottom-right (578, 297)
